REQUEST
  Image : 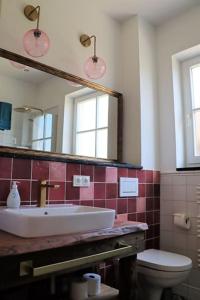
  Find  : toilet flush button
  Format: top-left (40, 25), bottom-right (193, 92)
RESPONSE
top-left (119, 177), bottom-right (138, 197)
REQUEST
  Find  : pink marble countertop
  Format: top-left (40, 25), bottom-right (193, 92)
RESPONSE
top-left (0, 221), bottom-right (148, 257)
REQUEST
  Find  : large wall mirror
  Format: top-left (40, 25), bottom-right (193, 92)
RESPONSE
top-left (0, 49), bottom-right (123, 162)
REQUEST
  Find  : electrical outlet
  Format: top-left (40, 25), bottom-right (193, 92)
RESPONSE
top-left (82, 176), bottom-right (90, 187)
top-left (73, 175), bottom-right (90, 187)
top-left (73, 175), bottom-right (82, 187)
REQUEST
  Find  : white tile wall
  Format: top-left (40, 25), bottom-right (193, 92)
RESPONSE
top-left (161, 172), bottom-right (200, 300)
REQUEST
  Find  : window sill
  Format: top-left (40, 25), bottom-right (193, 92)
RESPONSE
top-left (176, 167), bottom-right (200, 171)
top-left (0, 145), bottom-right (143, 170)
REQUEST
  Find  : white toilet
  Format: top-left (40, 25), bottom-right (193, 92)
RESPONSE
top-left (137, 249), bottom-right (192, 300)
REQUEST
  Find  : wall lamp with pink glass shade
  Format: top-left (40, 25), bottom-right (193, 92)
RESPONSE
top-left (10, 60), bottom-right (27, 70)
top-left (23, 5), bottom-right (50, 58)
top-left (80, 34), bottom-right (106, 80)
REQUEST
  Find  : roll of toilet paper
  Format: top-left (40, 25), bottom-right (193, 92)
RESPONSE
top-left (70, 278), bottom-right (88, 300)
top-left (173, 213), bottom-right (191, 230)
top-left (83, 273), bottom-right (101, 296)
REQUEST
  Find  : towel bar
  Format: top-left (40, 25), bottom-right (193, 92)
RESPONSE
top-left (20, 243), bottom-right (134, 277)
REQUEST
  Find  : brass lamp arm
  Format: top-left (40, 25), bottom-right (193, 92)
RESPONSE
top-left (80, 34), bottom-right (97, 60)
top-left (24, 5), bottom-right (41, 30)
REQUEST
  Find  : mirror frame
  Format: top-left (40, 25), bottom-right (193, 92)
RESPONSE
top-left (0, 48), bottom-right (123, 163)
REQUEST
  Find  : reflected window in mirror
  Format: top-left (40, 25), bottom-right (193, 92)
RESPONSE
top-left (74, 92), bottom-right (109, 159)
top-left (32, 109), bottom-right (58, 152)
top-left (63, 88), bottom-right (118, 160)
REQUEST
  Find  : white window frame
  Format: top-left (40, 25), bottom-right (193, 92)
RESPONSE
top-left (32, 107), bottom-right (58, 152)
top-left (73, 91), bottom-right (109, 158)
top-left (182, 56), bottom-right (200, 165)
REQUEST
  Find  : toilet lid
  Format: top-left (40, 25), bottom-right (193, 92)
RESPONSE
top-left (137, 249), bottom-right (192, 272)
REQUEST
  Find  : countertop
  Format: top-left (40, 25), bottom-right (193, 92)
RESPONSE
top-left (0, 221), bottom-right (148, 257)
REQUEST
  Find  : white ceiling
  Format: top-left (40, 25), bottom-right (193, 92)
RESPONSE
top-left (0, 57), bottom-right (53, 84)
top-left (93, 0), bottom-right (200, 25)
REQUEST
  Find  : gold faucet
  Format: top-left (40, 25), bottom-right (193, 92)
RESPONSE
top-left (39, 180), bottom-right (60, 207)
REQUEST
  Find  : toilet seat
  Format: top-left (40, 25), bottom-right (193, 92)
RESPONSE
top-left (137, 249), bottom-right (192, 272)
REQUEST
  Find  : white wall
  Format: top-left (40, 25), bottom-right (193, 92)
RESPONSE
top-left (0, 74), bottom-right (36, 146)
top-left (0, 0), bottom-right (122, 91)
top-left (121, 16), bottom-right (159, 169)
top-left (138, 18), bottom-right (159, 170)
top-left (108, 96), bottom-right (118, 159)
top-left (157, 5), bottom-right (200, 172)
top-left (121, 16), bottom-right (141, 166)
top-left (171, 56), bottom-right (185, 168)
top-left (36, 77), bottom-right (77, 152)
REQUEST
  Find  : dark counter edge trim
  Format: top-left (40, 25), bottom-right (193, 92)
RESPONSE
top-left (0, 151), bottom-right (142, 169)
top-left (176, 167), bottom-right (200, 171)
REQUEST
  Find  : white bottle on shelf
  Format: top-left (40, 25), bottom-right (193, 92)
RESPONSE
top-left (7, 181), bottom-right (21, 208)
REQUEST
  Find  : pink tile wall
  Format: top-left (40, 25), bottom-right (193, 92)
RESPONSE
top-left (0, 157), bottom-right (160, 248)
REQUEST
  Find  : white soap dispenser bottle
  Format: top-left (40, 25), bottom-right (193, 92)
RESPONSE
top-left (7, 181), bottom-right (21, 209)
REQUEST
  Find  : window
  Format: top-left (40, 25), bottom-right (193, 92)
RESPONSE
top-left (32, 111), bottom-right (57, 152)
top-left (182, 56), bottom-right (200, 165)
top-left (74, 93), bottom-right (109, 159)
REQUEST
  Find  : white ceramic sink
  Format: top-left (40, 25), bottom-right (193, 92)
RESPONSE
top-left (0, 205), bottom-right (115, 238)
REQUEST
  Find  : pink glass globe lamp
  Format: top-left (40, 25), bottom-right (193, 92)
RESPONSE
top-left (80, 34), bottom-right (106, 80)
top-left (10, 60), bottom-right (26, 70)
top-left (84, 56), bottom-right (106, 80)
top-left (23, 5), bottom-right (50, 58)
top-left (23, 29), bottom-right (50, 58)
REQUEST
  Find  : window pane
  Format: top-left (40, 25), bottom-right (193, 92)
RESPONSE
top-left (191, 65), bottom-right (200, 109)
top-left (77, 98), bottom-right (96, 132)
top-left (32, 140), bottom-right (44, 151)
top-left (96, 129), bottom-right (108, 159)
top-left (97, 94), bottom-right (109, 128)
top-left (76, 131), bottom-right (95, 157)
top-left (32, 115), bottom-right (44, 140)
top-left (193, 110), bottom-right (200, 156)
top-left (44, 114), bottom-right (53, 138)
top-left (44, 139), bottom-right (52, 151)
